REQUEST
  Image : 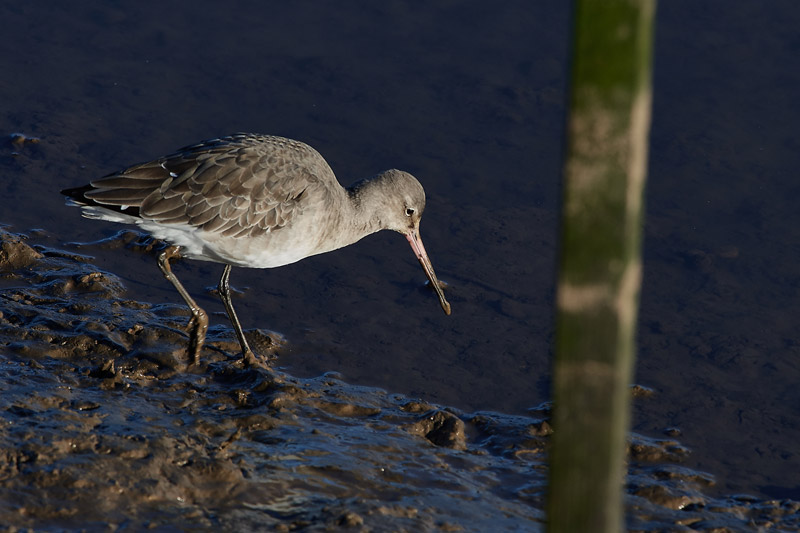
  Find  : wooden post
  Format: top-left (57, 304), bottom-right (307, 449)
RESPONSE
top-left (547, 1), bottom-right (656, 531)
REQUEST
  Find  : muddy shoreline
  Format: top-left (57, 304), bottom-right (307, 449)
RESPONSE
top-left (2, 228), bottom-right (798, 530)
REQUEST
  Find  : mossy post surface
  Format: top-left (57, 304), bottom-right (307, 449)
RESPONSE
top-left (548, 1), bottom-right (656, 532)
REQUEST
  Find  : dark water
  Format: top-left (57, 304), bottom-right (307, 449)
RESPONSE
top-left (1, 0), bottom-right (799, 529)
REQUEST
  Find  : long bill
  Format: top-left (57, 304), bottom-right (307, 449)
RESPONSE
top-left (405, 230), bottom-right (452, 315)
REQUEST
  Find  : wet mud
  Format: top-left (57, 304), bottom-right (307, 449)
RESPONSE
top-left (2, 227), bottom-right (799, 531)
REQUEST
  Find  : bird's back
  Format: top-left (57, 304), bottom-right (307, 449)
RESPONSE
top-left (62, 134), bottom-right (347, 267)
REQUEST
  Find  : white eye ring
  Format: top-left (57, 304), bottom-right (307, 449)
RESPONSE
top-left (405, 207), bottom-right (415, 217)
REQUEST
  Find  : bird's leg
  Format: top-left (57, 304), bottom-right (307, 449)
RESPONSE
top-left (157, 246), bottom-right (208, 365)
top-left (218, 264), bottom-right (258, 367)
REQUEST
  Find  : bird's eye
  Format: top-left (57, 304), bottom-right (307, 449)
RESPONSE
top-left (405, 207), bottom-right (415, 217)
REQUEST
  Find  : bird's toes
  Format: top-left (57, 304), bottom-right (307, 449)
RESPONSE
top-left (241, 349), bottom-right (262, 368)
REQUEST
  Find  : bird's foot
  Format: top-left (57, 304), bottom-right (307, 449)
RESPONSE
top-left (186, 309), bottom-right (209, 366)
top-left (240, 348), bottom-right (262, 369)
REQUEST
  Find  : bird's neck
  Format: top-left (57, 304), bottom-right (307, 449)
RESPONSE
top-left (344, 177), bottom-right (389, 237)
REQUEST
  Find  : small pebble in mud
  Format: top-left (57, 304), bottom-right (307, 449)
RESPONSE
top-left (7, 132), bottom-right (41, 156)
top-left (9, 132), bottom-right (41, 146)
top-left (631, 384), bottom-right (655, 398)
top-left (0, 236), bottom-right (43, 271)
top-left (407, 409), bottom-right (467, 450)
top-left (336, 511), bottom-right (364, 527)
top-left (526, 420), bottom-right (553, 437)
top-left (632, 484), bottom-right (704, 511)
top-left (400, 400), bottom-right (436, 413)
top-left (72, 400), bottom-right (101, 411)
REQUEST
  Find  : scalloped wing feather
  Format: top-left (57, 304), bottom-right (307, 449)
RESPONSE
top-left (75, 134), bottom-right (337, 238)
